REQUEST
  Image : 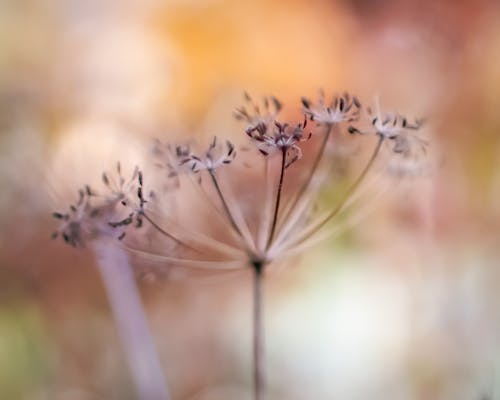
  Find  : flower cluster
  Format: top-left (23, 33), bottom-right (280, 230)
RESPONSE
top-left (233, 92), bottom-right (282, 135)
top-left (52, 163), bottom-right (148, 247)
top-left (51, 90), bottom-right (430, 400)
top-left (178, 136), bottom-right (236, 173)
top-left (301, 91), bottom-right (361, 126)
top-left (246, 120), bottom-right (311, 168)
top-left (52, 91), bottom-right (429, 259)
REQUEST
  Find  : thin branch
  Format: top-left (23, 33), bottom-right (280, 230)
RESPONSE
top-left (217, 168), bottom-right (258, 253)
top-left (277, 173), bottom-right (394, 258)
top-left (140, 211), bottom-right (198, 252)
top-left (279, 124), bottom-right (332, 227)
top-left (125, 245), bottom-right (244, 270)
top-left (208, 169), bottom-right (245, 239)
top-left (288, 135), bottom-right (385, 246)
top-left (141, 208), bottom-right (246, 256)
top-left (266, 148), bottom-right (287, 249)
top-left (257, 157), bottom-right (272, 252)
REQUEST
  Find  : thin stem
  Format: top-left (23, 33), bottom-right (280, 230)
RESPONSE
top-left (141, 211), bottom-right (198, 252)
top-left (208, 168), bottom-right (243, 238)
top-left (257, 157), bottom-right (272, 252)
top-left (280, 124), bottom-right (332, 225)
top-left (252, 260), bottom-right (265, 400)
top-left (142, 209), bottom-right (244, 258)
top-left (291, 135), bottom-right (385, 246)
top-left (266, 148), bottom-right (287, 249)
top-left (93, 240), bottom-right (170, 400)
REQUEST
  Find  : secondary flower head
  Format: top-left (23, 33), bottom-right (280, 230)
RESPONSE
top-left (362, 97), bottom-right (424, 140)
top-left (179, 136), bottom-right (236, 173)
top-left (153, 139), bottom-right (194, 181)
top-left (246, 120), bottom-right (311, 168)
top-left (347, 101), bottom-right (428, 176)
top-left (233, 92), bottom-right (282, 135)
top-left (301, 91), bottom-right (361, 126)
top-left (371, 111), bottom-right (423, 140)
top-left (52, 163), bottom-right (147, 247)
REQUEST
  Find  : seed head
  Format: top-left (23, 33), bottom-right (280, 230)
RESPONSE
top-left (179, 136), bottom-right (236, 173)
top-left (301, 90), bottom-right (361, 126)
top-left (52, 163), bottom-right (148, 247)
top-left (153, 140), bottom-right (195, 180)
top-left (233, 92), bottom-right (282, 136)
top-left (246, 120), bottom-right (311, 168)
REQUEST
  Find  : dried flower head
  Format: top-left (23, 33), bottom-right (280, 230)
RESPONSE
top-left (246, 120), bottom-right (311, 168)
top-left (347, 100), bottom-right (429, 177)
top-left (52, 163), bottom-right (147, 247)
top-left (233, 92), bottom-right (282, 135)
top-left (352, 98), bottom-right (424, 140)
top-left (179, 136), bottom-right (236, 173)
top-left (50, 90), bottom-right (430, 400)
top-left (153, 139), bottom-right (194, 181)
top-left (301, 91), bottom-right (361, 126)
top-left (388, 131), bottom-right (429, 177)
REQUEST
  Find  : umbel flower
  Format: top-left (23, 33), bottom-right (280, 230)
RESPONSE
top-left (301, 90), bottom-right (361, 126)
top-left (233, 92), bottom-right (282, 135)
top-left (246, 119), bottom-right (311, 167)
top-left (52, 163), bottom-right (145, 246)
top-left (52, 91), bottom-right (428, 400)
top-left (51, 162), bottom-right (170, 400)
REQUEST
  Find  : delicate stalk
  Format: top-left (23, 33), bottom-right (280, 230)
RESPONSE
top-left (291, 135), bottom-right (385, 245)
top-left (141, 209), bottom-right (243, 258)
top-left (266, 148), bottom-right (287, 249)
top-left (93, 240), bottom-right (170, 400)
top-left (257, 157), bottom-right (272, 252)
top-left (280, 124), bottom-right (332, 224)
top-left (252, 260), bottom-right (265, 400)
top-left (208, 168), bottom-right (243, 238)
top-left (141, 211), bottom-right (195, 251)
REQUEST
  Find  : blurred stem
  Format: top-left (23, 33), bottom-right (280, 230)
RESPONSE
top-left (93, 240), bottom-right (170, 400)
top-left (267, 148), bottom-right (287, 249)
top-left (252, 260), bottom-right (265, 400)
top-left (208, 168), bottom-right (243, 238)
top-left (293, 135), bottom-right (385, 245)
top-left (141, 211), bottom-right (197, 252)
top-left (281, 124), bottom-right (332, 224)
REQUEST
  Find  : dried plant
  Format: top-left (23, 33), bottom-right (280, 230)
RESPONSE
top-left (52, 163), bottom-right (170, 400)
top-left (52, 91), bottom-right (428, 400)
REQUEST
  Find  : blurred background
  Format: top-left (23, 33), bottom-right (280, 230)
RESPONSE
top-left (1, 0), bottom-right (500, 399)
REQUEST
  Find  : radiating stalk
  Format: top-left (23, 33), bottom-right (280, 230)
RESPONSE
top-left (252, 260), bottom-right (265, 400)
top-left (266, 148), bottom-right (287, 249)
top-left (93, 240), bottom-right (170, 400)
top-left (280, 124), bottom-right (332, 225)
top-left (292, 135), bottom-right (385, 245)
top-left (208, 168), bottom-right (243, 238)
top-left (141, 211), bottom-right (196, 252)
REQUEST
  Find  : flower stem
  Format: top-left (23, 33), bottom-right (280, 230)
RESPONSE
top-left (266, 148), bottom-right (287, 249)
top-left (281, 124), bottom-right (332, 224)
top-left (141, 211), bottom-right (197, 252)
top-left (93, 240), bottom-right (170, 400)
top-left (293, 135), bottom-right (385, 245)
top-left (252, 260), bottom-right (265, 400)
top-left (208, 168), bottom-right (243, 238)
